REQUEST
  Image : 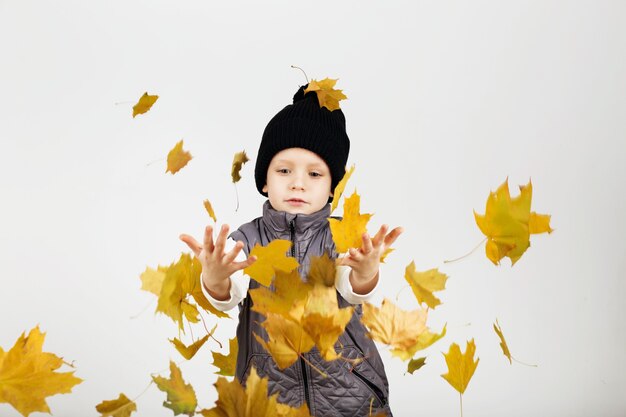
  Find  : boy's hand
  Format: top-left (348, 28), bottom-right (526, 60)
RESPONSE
top-left (179, 224), bottom-right (256, 300)
top-left (337, 224), bottom-right (403, 294)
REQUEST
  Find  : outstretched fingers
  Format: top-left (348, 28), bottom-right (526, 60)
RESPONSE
top-left (383, 226), bottom-right (404, 247)
top-left (222, 241), bottom-right (244, 265)
top-left (204, 225), bottom-right (215, 253)
top-left (230, 255), bottom-right (257, 272)
top-left (180, 234), bottom-right (202, 257)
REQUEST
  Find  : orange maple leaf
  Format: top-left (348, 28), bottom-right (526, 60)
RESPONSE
top-left (303, 78), bottom-right (347, 111)
top-left (243, 239), bottom-right (299, 287)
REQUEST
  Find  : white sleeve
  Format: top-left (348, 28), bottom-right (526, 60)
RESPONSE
top-left (201, 238), bottom-right (250, 311)
top-left (335, 265), bottom-right (380, 304)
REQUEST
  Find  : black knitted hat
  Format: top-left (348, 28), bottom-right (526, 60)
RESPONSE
top-left (254, 84), bottom-right (350, 200)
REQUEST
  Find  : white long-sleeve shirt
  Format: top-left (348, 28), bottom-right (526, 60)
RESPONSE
top-left (201, 238), bottom-right (379, 311)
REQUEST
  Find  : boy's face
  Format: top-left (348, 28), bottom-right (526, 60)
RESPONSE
top-left (262, 147), bottom-right (333, 215)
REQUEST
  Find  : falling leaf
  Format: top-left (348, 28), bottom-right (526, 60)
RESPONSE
top-left (328, 190), bottom-right (372, 253)
top-left (250, 269), bottom-right (310, 319)
top-left (166, 140), bottom-right (192, 175)
top-left (170, 326), bottom-right (214, 360)
top-left (474, 179), bottom-right (553, 266)
top-left (139, 266), bottom-right (166, 296)
top-left (361, 298), bottom-right (427, 354)
top-left (212, 337), bottom-right (238, 377)
top-left (254, 313), bottom-right (315, 369)
top-left (404, 262), bottom-right (448, 309)
top-left (243, 239), bottom-right (299, 287)
top-left (441, 339), bottom-right (479, 395)
top-left (406, 357), bottom-right (427, 374)
top-left (0, 326), bottom-right (82, 417)
top-left (155, 253), bottom-right (227, 330)
top-left (379, 247), bottom-right (394, 263)
top-left (204, 199), bottom-right (217, 222)
top-left (391, 323), bottom-right (447, 361)
top-left (132, 92), bottom-right (158, 117)
top-left (95, 393), bottom-right (137, 417)
top-left (303, 78), bottom-right (347, 111)
top-left (231, 151), bottom-right (249, 183)
top-left (152, 361), bottom-right (197, 416)
top-left (307, 252), bottom-right (336, 287)
top-left (330, 164), bottom-right (355, 213)
top-left (199, 367), bottom-right (311, 417)
top-left (493, 319), bottom-right (512, 364)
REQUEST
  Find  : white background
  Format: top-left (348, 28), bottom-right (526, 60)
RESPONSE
top-left (1, 1), bottom-right (625, 416)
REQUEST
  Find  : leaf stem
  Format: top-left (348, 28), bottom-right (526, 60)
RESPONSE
top-left (234, 183), bottom-right (240, 212)
top-left (129, 299), bottom-right (155, 319)
top-left (512, 356), bottom-right (538, 367)
top-left (444, 237), bottom-right (487, 264)
top-left (199, 311), bottom-right (222, 349)
top-left (290, 65), bottom-right (309, 83)
top-left (460, 392), bottom-right (463, 417)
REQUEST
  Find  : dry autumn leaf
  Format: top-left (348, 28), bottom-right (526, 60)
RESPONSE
top-left (152, 361), bottom-right (197, 416)
top-left (328, 190), bottom-right (372, 253)
top-left (132, 92), bottom-right (158, 117)
top-left (139, 265), bottom-right (166, 296)
top-left (170, 326), bottom-right (214, 361)
top-left (0, 326), bottom-right (82, 417)
top-left (199, 367), bottom-right (311, 417)
top-left (243, 239), bottom-right (299, 287)
top-left (307, 252), bottom-right (336, 287)
top-left (212, 337), bottom-right (238, 377)
top-left (254, 313), bottom-right (315, 369)
top-left (441, 339), bottom-right (479, 395)
top-left (390, 323), bottom-right (447, 361)
top-left (250, 269), bottom-right (310, 318)
top-left (330, 164), bottom-right (355, 213)
top-left (404, 262), bottom-right (448, 309)
top-left (166, 140), bottom-right (192, 175)
top-left (303, 78), bottom-right (347, 111)
top-left (361, 298), bottom-right (427, 354)
top-left (231, 151), bottom-right (249, 183)
top-left (474, 178), bottom-right (553, 266)
top-left (95, 393), bottom-right (137, 417)
top-left (493, 319), bottom-right (512, 364)
top-left (406, 357), bottom-right (427, 375)
top-left (204, 199), bottom-right (217, 222)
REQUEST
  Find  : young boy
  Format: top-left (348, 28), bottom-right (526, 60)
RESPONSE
top-left (180, 84), bottom-right (401, 416)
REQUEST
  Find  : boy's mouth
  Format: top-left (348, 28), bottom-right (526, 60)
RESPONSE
top-left (286, 198), bottom-right (307, 205)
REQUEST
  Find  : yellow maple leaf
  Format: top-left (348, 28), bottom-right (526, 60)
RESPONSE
top-left (361, 298), bottom-right (428, 353)
top-left (474, 178), bottom-right (553, 266)
top-left (139, 265), bottom-right (166, 296)
top-left (204, 199), bottom-right (217, 222)
top-left (391, 323), bottom-right (447, 361)
top-left (152, 361), bottom-right (197, 416)
top-left (328, 190), bottom-right (372, 253)
top-left (0, 326), bottom-right (82, 417)
top-left (231, 150), bottom-right (250, 183)
top-left (250, 269), bottom-right (310, 318)
top-left (95, 393), bottom-right (137, 417)
top-left (155, 253), bottom-right (227, 330)
top-left (243, 239), bottom-right (299, 287)
top-left (254, 313), bottom-right (315, 369)
top-left (300, 285), bottom-right (353, 361)
top-left (170, 324), bottom-right (215, 360)
top-left (330, 164), bottom-right (355, 213)
top-left (199, 367), bottom-right (311, 417)
top-left (166, 140), bottom-right (192, 175)
top-left (441, 339), bottom-right (479, 395)
top-left (212, 337), bottom-right (238, 377)
top-left (307, 252), bottom-right (337, 287)
top-left (493, 319), bottom-right (512, 364)
top-left (303, 78), bottom-right (347, 111)
top-left (132, 92), bottom-right (158, 117)
top-left (404, 262), bottom-right (448, 309)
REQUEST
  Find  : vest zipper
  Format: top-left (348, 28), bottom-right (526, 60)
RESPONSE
top-left (351, 368), bottom-right (387, 406)
top-left (290, 219), bottom-right (311, 410)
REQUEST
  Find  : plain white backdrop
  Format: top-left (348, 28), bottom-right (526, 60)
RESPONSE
top-left (1, 1), bottom-right (625, 416)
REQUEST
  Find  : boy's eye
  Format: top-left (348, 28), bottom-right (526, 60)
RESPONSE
top-left (278, 169), bottom-right (290, 174)
top-left (309, 172), bottom-right (321, 177)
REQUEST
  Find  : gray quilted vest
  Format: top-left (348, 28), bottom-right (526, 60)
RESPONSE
top-left (229, 201), bottom-right (393, 417)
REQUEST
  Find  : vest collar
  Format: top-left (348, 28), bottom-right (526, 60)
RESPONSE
top-left (262, 200), bottom-right (331, 237)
